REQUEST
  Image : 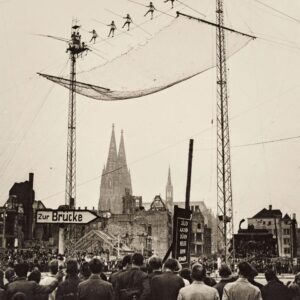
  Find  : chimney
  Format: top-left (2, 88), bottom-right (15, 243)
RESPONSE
top-left (269, 205), bottom-right (272, 211)
top-left (293, 213), bottom-right (296, 220)
top-left (29, 173), bottom-right (34, 189)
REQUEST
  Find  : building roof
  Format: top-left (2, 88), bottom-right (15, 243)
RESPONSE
top-left (252, 208), bottom-right (282, 219)
top-left (283, 213), bottom-right (291, 220)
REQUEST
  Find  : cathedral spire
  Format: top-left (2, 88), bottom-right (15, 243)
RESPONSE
top-left (118, 129), bottom-right (127, 168)
top-left (106, 124), bottom-right (118, 171)
top-left (167, 165), bottom-right (172, 185)
top-left (166, 166), bottom-right (173, 213)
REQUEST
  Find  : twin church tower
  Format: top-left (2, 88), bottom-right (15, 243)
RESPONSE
top-left (98, 125), bottom-right (173, 213)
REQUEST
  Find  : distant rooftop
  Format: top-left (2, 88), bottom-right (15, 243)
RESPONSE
top-left (251, 205), bottom-right (282, 219)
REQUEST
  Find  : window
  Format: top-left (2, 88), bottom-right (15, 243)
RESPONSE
top-left (196, 233), bottom-right (202, 242)
top-left (268, 221), bottom-right (272, 225)
top-left (197, 223), bottom-right (201, 229)
top-left (284, 248), bottom-right (291, 254)
top-left (283, 238), bottom-right (290, 245)
top-left (283, 229), bottom-right (290, 235)
top-left (263, 221), bottom-right (266, 225)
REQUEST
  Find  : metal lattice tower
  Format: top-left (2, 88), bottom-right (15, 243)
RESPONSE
top-left (216, 0), bottom-right (234, 262)
top-left (65, 21), bottom-right (88, 208)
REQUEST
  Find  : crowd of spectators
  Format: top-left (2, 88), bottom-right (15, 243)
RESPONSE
top-left (0, 249), bottom-right (300, 300)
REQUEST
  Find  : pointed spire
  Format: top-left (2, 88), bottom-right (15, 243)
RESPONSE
top-left (106, 124), bottom-right (118, 171)
top-left (167, 165), bottom-right (172, 185)
top-left (118, 129), bottom-right (127, 168)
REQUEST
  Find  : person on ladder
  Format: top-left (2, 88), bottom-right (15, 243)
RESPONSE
top-left (89, 29), bottom-right (98, 43)
top-left (164, 0), bottom-right (175, 9)
top-left (144, 2), bottom-right (156, 20)
top-left (107, 20), bottom-right (116, 37)
top-left (122, 13), bottom-right (133, 31)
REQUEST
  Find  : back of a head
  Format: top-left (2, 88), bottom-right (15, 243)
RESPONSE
top-left (14, 262), bottom-right (29, 278)
top-left (238, 261), bottom-right (253, 278)
top-left (122, 255), bottom-right (132, 268)
top-left (28, 269), bottom-right (41, 283)
top-left (12, 292), bottom-right (27, 300)
top-left (49, 259), bottom-right (58, 275)
top-left (191, 264), bottom-right (206, 281)
top-left (132, 253), bottom-right (144, 267)
top-left (219, 264), bottom-right (232, 278)
top-left (5, 268), bottom-right (15, 282)
top-left (88, 258), bottom-right (103, 274)
top-left (180, 268), bottom-right (192, 283)
top-left (265, 269), bottom-right (277, 282)
top-left (80, 261), bottom-right (91, 278)
top-left (148, 256), bottom-right (162, 270)
top-left (66, 259), bottom-right (78, 276)
top-left (164, 258), bottom-right (178, 272)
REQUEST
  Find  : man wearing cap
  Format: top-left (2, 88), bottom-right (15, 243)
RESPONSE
top-left (213, 264), bottom-right (236, 298)
top-left (222, 261), bottom-right (262, 300)
top-left (151, 258), bottom-right (184, 300)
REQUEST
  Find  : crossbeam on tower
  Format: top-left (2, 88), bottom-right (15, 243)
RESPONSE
top-left (177, 6), bottom-right (257, 262)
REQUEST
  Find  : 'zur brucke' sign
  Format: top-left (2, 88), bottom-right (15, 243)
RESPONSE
top-left (172, 205), bottom-right (192, 265)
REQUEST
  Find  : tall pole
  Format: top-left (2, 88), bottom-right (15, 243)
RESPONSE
top-left (64, 23), bottom-right (88, 254)
top-left (185, 139), bottom-right (194, 210)
top-left (65, 22), bottom-right (88, 208)
top-left (216, 0), bottom-right (234, 263)
top-left (65, 50), bottom-right (76, 208)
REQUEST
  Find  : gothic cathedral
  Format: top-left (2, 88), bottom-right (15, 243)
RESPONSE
top-left (98, 125), bottom-right (132, 213)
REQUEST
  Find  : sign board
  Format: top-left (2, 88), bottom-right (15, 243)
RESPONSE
top-left (36, 209), bottom-right (98, 224)
top-left (172, 205), bottom-right (192, 265)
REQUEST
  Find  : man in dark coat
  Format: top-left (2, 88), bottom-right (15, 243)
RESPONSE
top-left (6, 262), bottom-right (60, 300)
top-left (78, 258), bottom-right (113, 300)
top-left (56, 258), bottom-right (81, 300)
top-left (148, 256), bottom-right (162, 280)
top-left (110, 255), bottom-right (131, 288)
top-left (262, 269), bottom-right (291, 300)
top-left (115, 253), bottom-right (150, 300)
top-left (151, 258), bottom-right (185, 300)
top-left (214, 264), bottom-right (236, 299)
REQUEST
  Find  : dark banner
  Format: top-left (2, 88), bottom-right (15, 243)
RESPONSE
top-left (172, 205), bottom-right (192, 265)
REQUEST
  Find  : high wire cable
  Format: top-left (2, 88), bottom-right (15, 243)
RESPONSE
top-left (254, 0), bottom-right (300, 24)
top-left (128, 0), bottom-right (175, 18)
top-left (0, 59), bottom-right (69, 182)
top-left (176, 0), bottom-right (206, 17)
top-left (105, 8), bottom-right (152, 37)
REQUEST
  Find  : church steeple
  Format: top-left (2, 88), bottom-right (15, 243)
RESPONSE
top-left (117, 129), bottom-right (132, 196)
top-left (165, 166), bottom-right (173, 213)
top-left (106, 124), bottom-right (118, 172)
top-left (118, 130), bottom-right (127, 168)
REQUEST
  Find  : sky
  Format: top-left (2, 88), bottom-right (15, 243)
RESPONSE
top-left (0, 0), bottom-right (300, 232)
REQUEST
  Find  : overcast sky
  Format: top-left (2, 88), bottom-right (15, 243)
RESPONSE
top-left (1, 0), bottom-right (300, 231)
